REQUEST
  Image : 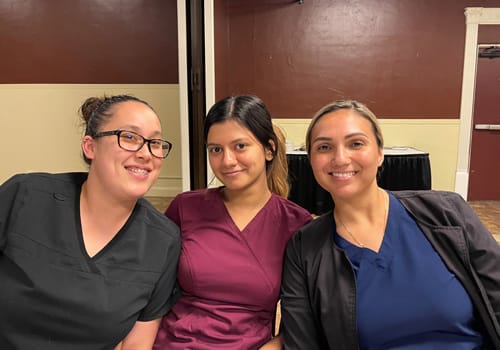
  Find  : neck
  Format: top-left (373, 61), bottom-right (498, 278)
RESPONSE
top-left (80, 179), bottom-right (135, 222)
top-left (334, 186), bottom-right (384, 219)
top-left (333, 187), bottom-right (388, 250)
top-left (221, 185), bottom-right (272, 209)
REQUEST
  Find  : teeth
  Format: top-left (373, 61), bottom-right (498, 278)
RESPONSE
top-left (331, 171), bottom-right (355, 178)
top-left (128, 167), bottom-right (149, 175)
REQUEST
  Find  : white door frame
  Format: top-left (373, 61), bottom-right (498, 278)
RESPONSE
top-left (204, 0), bottom-right (216, 186)
top-left (177, 0), bottom-right (216, 190)
top-left (177, 0), bottom-right (191, 191)
top-left (456, 7), bottom-right (500, 199)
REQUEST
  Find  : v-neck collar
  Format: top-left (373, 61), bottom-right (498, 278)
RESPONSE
top-left (216, 188), bottom-right (274, 235)
top-left (334, 193), bottom-right (397, 270)
top-left (75, 190), bottom-right (137, 262)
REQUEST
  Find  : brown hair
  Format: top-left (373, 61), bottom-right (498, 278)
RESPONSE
top-left (79, 94), bottom-right (154, 165)
top-left (306, 99), bottom-right (384, 156)
top-left (268, 123), bottom-right (289, 197)
top-left (204, 95), bottom-right (289, 197)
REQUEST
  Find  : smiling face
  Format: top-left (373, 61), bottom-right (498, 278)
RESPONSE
top-left (82, 101), bottom-right (163, 202)
top-left (206, 119), bottom-right (272, 194)
top-left (309, 109), bottom-right (383, 201)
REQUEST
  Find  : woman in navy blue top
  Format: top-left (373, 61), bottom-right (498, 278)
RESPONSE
top-left (280, 99), bottom-right (500, 349)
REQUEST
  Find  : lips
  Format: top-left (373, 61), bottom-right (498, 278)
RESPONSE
top-left (126, 166), bottom-right (150, 175)
top-left (222, 169), bottom-right (243, 177)
top-left (328, 171), bottom-right (356, 178)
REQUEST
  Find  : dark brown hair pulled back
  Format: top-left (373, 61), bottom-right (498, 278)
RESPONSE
top-left (79, 94), bottom-right (154, 165)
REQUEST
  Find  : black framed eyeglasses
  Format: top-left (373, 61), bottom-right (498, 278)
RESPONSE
top-left (94, 130), bottom-right (172, 159)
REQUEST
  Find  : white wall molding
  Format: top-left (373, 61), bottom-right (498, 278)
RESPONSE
top-left (456, 7), bottom-right (500, 199)
top-left (147, 176), bottom-right (183, 197)
top-left (177, 0), bottom-right (191, 192)
top-left (205, 0), bottom-right (216, 187)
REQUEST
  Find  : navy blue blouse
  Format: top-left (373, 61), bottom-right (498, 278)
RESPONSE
top-left (334, 192), bottom-right (483, 349)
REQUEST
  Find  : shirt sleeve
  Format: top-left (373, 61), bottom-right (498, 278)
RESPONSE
top-left (0, 174), bottom-right (25, 251)
top-left (138, 222), bottom-right (181, 321)
top-left (280, 231), bottom-right (323, 350)
top-left (451, 193), bottom-right (500, 328)
top-left (165, 194), bottom-right (181, 227)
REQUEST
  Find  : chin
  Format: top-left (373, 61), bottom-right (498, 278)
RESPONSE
top-left (127, 185), bottom-right (152, 199)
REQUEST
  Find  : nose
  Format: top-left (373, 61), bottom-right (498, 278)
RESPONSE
top-left (332, 146), bottom-right (349, 165)
top-left (135, 142), bottom-right (152, 159)
top-left (222, 149), bottom-right (237, 166)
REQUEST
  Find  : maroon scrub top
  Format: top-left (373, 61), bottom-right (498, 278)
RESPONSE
top-left (154, 188), bottom-right (311, 350)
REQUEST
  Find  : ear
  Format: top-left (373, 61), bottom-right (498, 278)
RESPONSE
top-left (377, 148), bottom-right (384, 167)
top-left (265, 139), bottom-right (276, 161)
top-left (82, 135), bottom-right (96, 161)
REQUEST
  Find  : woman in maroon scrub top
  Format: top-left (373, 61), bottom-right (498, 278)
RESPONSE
top-left (154, 95), bottom-right (312, 350)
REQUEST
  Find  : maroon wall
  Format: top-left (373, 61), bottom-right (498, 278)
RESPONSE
top-left (0, 0), bottom-right (178, 83)
top-left (478, 24), bottom-right (500, 43)
top-left (214, 0), bottom-right (500, 118)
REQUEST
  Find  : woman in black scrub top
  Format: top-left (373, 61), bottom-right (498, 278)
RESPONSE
top-left (0, 95), bottom-right (181, 350)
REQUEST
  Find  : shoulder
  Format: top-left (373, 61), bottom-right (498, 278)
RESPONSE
top-left (271, 194), bottom-right (311, 219)
top-left (2, 172), bottom-right (86, 187)
top-left (170, 187), bottom-right (221, 207)
top-left (267, 195), bottom-right (312, 233)
top-left (136, 198), bottom-right (180, 245)
top-left (289, 212), bottom-right (333, 250)
top-left (393, 189), bottom-right (464, 204)
top-left (392, 190), bottom-right (471, 225)
top-left (284, 213), bottom-right (336, 270)
top-left (167, 188), bottom-right (220, 215)
top-left (297, 212), bottom-right (333, 235)
top-left (1, 172), bottom-right (87, 196)
top-left (165, 188), bottom-right (227, 227)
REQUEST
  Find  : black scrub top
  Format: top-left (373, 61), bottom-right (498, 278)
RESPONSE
top-left (0, 172), bottom-right (181, 350)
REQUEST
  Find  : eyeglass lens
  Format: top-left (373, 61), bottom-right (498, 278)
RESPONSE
top-left (118, 131), bottom-right (170, 158)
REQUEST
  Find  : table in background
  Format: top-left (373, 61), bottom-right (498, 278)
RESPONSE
top-left (287, 147), bottom-right (431, 215)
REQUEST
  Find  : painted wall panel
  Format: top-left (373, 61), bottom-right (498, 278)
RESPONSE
top-left (0, 0), bottom-right (178, 83)
top-left (214, 0), bottom-right (500, 118)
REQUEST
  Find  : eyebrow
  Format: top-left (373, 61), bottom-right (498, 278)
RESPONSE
top-left (344, 132), bottom-right (369, 139)
top-left (311, 136), bottom-right (332, 144)
top-left (312, 132), bottom-right (368, 143)
top-left (206, 137), bottom-right (251, 147)
top-left (121, 125), bottom-right (163, 138)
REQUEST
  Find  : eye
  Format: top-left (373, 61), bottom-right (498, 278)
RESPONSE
top-left (350, 140), bottom-right (365, 149)
top-left (149, 139), bottom-right (163, 149)
top-left (235, 143), bottom-right (246, 151)
top-left (316, 143), bottom-right (331, 152)
top-left (120, 131), bottom-right (142, 144)
top-left (207, 146), bottom-right (222, 154)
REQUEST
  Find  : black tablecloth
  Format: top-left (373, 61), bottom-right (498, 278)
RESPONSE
top-left (287, 152), bottom-right (431, 215)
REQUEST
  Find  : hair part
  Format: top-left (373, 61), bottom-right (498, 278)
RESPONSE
top-left (79, 94), bottom-right (154, 165)
top-left (306, 99), bottom-right (384, 155)
top-left (204, 95), bottom-right (289, 197)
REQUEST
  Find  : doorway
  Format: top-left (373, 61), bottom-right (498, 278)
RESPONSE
top-left (456, 7), bottom-right (500, 200)
top-left (187, 0), bottom-right (207, 190)
top-left (468, 45), bottom-right (500, 200)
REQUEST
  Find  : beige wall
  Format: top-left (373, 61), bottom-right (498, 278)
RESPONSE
top-left (274, 119), bottom-right (460, 191)
top-left (0, 84), bottom-right (182, 197)
top-left (0, 84), bottom-right (461, 194)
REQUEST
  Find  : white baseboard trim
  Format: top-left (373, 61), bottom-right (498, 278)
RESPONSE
top-left (147, 177), bottom-right (183, 197)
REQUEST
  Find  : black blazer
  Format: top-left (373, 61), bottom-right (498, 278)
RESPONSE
top-left (281, 190), bottom-right (500, 349)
